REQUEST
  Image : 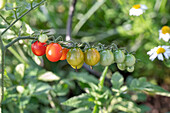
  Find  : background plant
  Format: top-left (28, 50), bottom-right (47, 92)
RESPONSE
top-left (0, 0), bottom-right (170, 113)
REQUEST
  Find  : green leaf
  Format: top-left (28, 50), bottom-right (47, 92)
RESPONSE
top-left (69, 108), bottom-right (92, 113)
top-left (0, 70), bottom-right (12, 87)
top-left (69, 72), bottom-right (99, 85)
top-left (53, 81), bottom-right (69, 96)
top-left (38, 71), bottom-right (60, 82)
top-left (62, 93), bottom-right (94, 108)
top-left (111, 72), bottom-right (124, 90)
top-left (14, 63), bottom-right (25, 82)
top-left (32, 82), bottom-right (52, 95)
top-left (130, 77), bottom-right (170, 97)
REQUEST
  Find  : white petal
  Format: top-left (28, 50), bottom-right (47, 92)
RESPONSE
top-left (163, 53), bottom-right (169, 59)
top-left (149, 53), bottom-right (157, 61)
top-left (159, 33), bottom-right (170, 42)
top-left (129, 8), bottom-right (144, 16)
top-left (162, 45), bottom-right (170, 49)
top-left (140, 4), bottom-right (148, 10)
top-left (157, 54), bottom-right (164, 61)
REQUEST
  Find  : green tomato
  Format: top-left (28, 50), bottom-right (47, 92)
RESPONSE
top-left (0, 0), bottom-right (6, 9)
top-left (117, 63), bottom-right (126, 71)
top-left (84, 48), bottom-right (100, 66)
top-left (71, 61), bottom-right (84, 69)
top-left (114, 50), bottom-right (125, 63)
top-left (127, 66), bottom-right (134, 72)
top-left (67, 48), bottom-right (84, 67)
top-left (100, 50), bottom-right (114, 66)
top-left (38, 34), bottom-right (48, 43)
top-left (125, 54), bottom-right (136, 67)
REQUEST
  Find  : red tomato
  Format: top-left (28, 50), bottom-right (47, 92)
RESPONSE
top-left (60, 48), bottom-right (69, 60)
top-left (46, 43), bottom-right (62, 62)
top-left (31, 41), bottom-right (46, 56)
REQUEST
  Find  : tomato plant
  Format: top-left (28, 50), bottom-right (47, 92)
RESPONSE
top-left (60, 48), bottom-right (69, 60)
top-left (46, 43), bottom-right (62, 62)
top-left (38, 34), bottom-right (48, 43)
top-left (84, 48), bottom-right (100, 66)
top-left (0, 0), bottom-right (6, 9)
top-left (114, 50), bottom-right (125, 63)
top-left (125, 54), bottom-right (136, 67)
top-left (100, 50), bottom-right (114, 66)
top-left (31, 41), bottom-right (46, 56)
top-left (66, 48), bottom-right (84, 66)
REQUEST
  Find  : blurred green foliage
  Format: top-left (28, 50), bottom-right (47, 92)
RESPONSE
top-left (0, 0), bottom-right (170, 112)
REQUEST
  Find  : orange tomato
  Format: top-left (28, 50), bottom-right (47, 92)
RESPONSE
top-left (60, 48), bottom-right (69, 60)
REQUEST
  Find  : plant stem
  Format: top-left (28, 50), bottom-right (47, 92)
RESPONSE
top-left (1, 0), bottom-right (46, 36)
top-left (92, 104), bottom-right (99, 113)
top-left (66, 0), bottom-right (77, 41)
top-left (140, 15), bottom-right (153, 34)
top-left (0, 35), bottom-right (5, 113)
top-left (5, 36), bottom-right (36, 49)
top-left (0, 13), bottom-right (17, 34)
top-left (98, 66), bottom-right (109, 89)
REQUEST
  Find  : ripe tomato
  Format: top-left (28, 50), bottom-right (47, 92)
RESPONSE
top-left (66, 48), bottom-right (84, 66)
top-left (127, 66), bottom-right (134, 72)
top-left (46, 43), bottom-right (62, 62)
top-left (31, 41), bottom-right (46, 56)
top-left (117, 63), bottom-right (126, 71)
top-left (84, 48), bottom-right (100, 66)
top-left (60, 48), bottom-right (69, 60)
top-left (0, 0), bottom-right (6, 9)
top-left (114, 50), bottom-right (125, 63)
top-left (71, 61), bottom-right (84, 69)
top-left (125, 54), bottom-right (136, 67)
top-left (38, 34), bottom-right (48, 43)
top-left (100, 50), bottom-right (114, 66)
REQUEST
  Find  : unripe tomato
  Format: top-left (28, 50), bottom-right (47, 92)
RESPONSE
top-left (66, 48), bottom-right (84, 66)
top-left (127, 66), bottom-right (134, 72)
top-left (46, 43), bottom-right (62, 62)
top-left (0, 0), bottom-right (6, 9)
top-left (60, 48), bottom-right (69, 60)
top-left (84, 48), bottom-right (100, 66)
top-left (38, 34), bottom-right (48, 43)
top-left (125, 54), bottom-right (136, 67)
top-left (31, 41), bottom-right (46, 56)
top-left (114, 50), bottom-right (125, 63)
top-left (100, 50), bottom-right (114, 66)
top-left (71, 61), bottom-right (84, 69)
top-left (117, 63), bottom-right (126, 71)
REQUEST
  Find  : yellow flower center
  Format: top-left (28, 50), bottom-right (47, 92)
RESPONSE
top-left (132, 4), bottom-right (141, 9)
top-left (156, 47), bottom-right (166, 54)
top-left (161, 26), bottom-right (170, 34)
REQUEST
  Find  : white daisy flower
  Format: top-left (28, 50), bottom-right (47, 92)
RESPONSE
top-left (159, 26), bottom-right (170, 42)
top-left (129, 4), bottom-right (148, 16)
top-left (147, 46), bottom-right (170, 61)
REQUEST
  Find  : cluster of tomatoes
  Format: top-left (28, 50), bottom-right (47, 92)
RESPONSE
top-left (31, 34), bottom-right (136, 72)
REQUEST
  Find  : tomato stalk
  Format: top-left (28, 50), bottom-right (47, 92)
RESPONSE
top-left (98, 66), bottom-right (109, 89)
top-left (92, 104), bottom-right (99, 113)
